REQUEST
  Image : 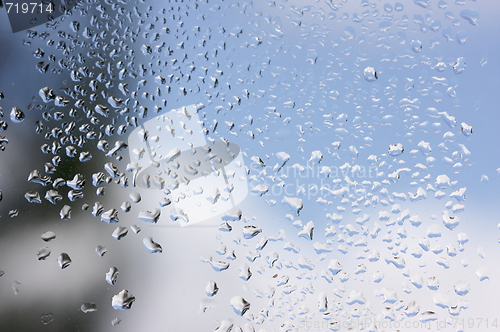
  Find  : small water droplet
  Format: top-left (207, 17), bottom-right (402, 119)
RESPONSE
top-left (59, 205), bottom-right (71, 220)
top-left (106, 267), bottom-right (119, 285)
top-left (41, 313), bottom-right (54, 325)
top-left (111, 318), bottom-right (122, 326)
top-left (454, 279), bottom-right (470, 296)
top-left (12, 280), bottom-right (21, 294)
top-left (456, 30), bottom-right (469, 45)
top-left (242, 226), bottom-right (262, 239)
top-left (81, 303), bottom-right (97, 313)
top-left (138, 209), bottom-right (161, 223)
top-left (41, 231), bottom-right (56, 242)
top-left (131, 225), bottom-right (141, 234)
top-left (96, 245), bottom-right (107, 257)
top-left (411, 39), bottom-right (422, 53)
top-left (206, 280), bottom-right (219, 297)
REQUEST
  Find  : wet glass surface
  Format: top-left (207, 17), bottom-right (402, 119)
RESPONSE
top-left (0, 0), bottom-right (500, 331)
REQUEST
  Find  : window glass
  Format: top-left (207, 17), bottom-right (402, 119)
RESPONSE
top-left (0, 0), bottom-right (498, 331)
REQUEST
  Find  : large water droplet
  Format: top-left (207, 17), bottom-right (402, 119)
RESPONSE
top-left (57, 253), bottom-right (71, 269)
top-left (460, 9), bottom-right (479, 26)
top-left (37, 247), bottom-right (51, 260)
top-left (10, 107), bottom-right (25, 123)
top-left (112, 290), bottom-right (136, 310)
top-left (230, 296), bottom-right (250, 316)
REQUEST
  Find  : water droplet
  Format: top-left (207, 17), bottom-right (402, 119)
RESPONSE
top-left (460, 9), bottom-right (479, 26)
top-left (111, 318), bottom-right (122, 326)
top-left (199, 298), bottom-right (217, 313)
top-left (131, 225), bottom-right (141, 234)
top-left (242, 226), bottom-right (262, 239)
top-left (37, 247), bottom-right (51, 260)
top-left (101, 209), bottom-right (120, 223)
top-left (388, 143), bottom-right (404, 156)
top-left (59, 205), bottom-right (71, 220)
top-left (461, 122), bottom-right (472, 136)
top-left (96, 245), bottom-right (107, 257)
top-left (363, 67), bottom-right (378, 82)
top-left (41, 231), bottom-right (56, 242)
top-left (298, 255), bottom-right (315, 270)
top-left (10, 107), bottom-right (25, 123)
top-left (138, 209), bottom-right (161, 223)
top-left (8, 280), bottom-right (20, 295)
top-left (230, 296), bottom-right (250, 316)
top-left (404, 301), bottom-right (420, 317)
top-left (66, 174), bottom-right (85, 190)
top-left (25, 191), bottom-right (42, 203)
top-left (92, 202), bottom-right (104, 217)
top-left (477, 246), bottom-right (485, 258)
top-left (298, 221), bottom-right (314, 240)
top-left (106, 267), bottom-right (119, 285)
top-left (57, 253), bottom-right (71, 269)
top-left (45, 190), bottom-right (62, 204)
top-left (282, 196), bottom-right (303, 215)
top-left (121, 201), bottom-right (131, 212)
top-left (454, 279), bottom-right (470, 296)
top-left (456, 30), bottom-right (469, 45)
top-left (112, 290), bottom-right (136, 310)
top-left (81, 303), bottom-right (97, 313)
top-left (41, 313), bottom-right (54, 325)
top-left (346, 290), bottom-right (366, 305)
top-left (143, 237), bottom-right (162, 253)
top-left (130, 192), bottom-right (141, 203)
top-left (214, 320), bottom-right (233, 331)
top-left (222, 207), bottom-right (243, 221)
top-left (206, 280), bottom-right (219, 297)
top-left (411, 39), bottom-right (422, 53)
top-left (112, 226), bottom-right (128, 240)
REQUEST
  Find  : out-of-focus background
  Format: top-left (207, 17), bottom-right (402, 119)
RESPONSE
top-left (1, 0), bottom-right (500, 331)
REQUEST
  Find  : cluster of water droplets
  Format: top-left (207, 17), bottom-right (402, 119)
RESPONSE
top-left (0, 0), bottom-right (488, 329)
